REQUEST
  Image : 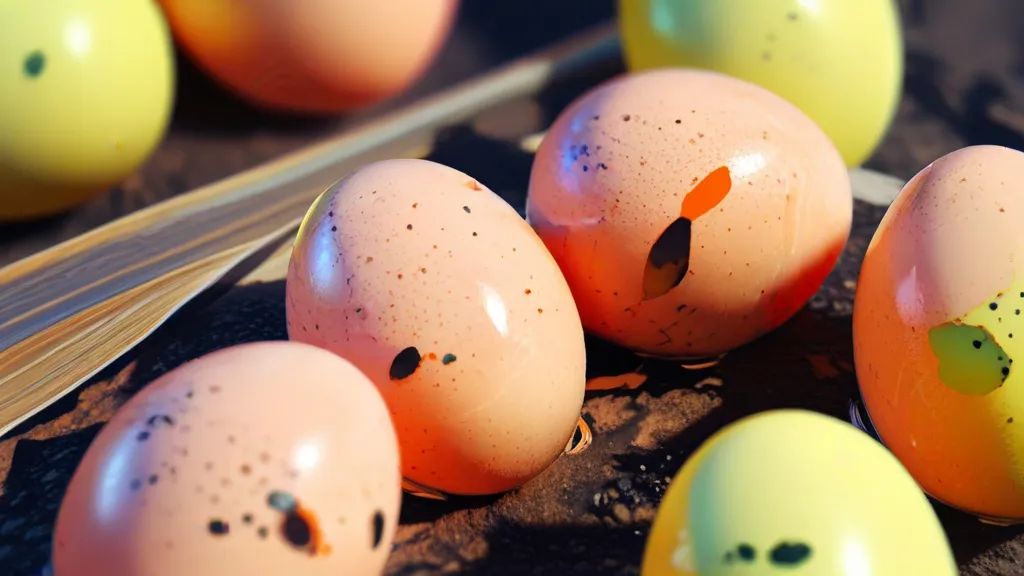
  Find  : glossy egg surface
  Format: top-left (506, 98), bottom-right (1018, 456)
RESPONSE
top-left (641, 410), bottom-right (956, 575)
top-left (854, 144), bottom-right (1024, 522)
top-left (157, 0), bottom-right (458, 114)
top-left (53, 341), bottom-right (401, 576)
top-left (527, 69), bottom-right (852, 359)
top-left (0, 0), bottom-right (174, 221)
top-left (618, 0), bottom-right (904, 167)
top-left (286, 159), bottom-right (586, 496)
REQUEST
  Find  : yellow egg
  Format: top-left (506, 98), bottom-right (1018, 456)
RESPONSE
top-left (618, 0), bottom-right (904, 168)
top-left (0, 0), bottom-right (174, 221)
top-left (642, 410), bottom-right (956, 575)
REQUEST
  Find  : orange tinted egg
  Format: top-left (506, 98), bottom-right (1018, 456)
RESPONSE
top-left (157, 0), bottom-right (458, 114)
top-left (527, 69), bottom-right (852, 360)
top-left (854, 145), bottom-right (1024, 523)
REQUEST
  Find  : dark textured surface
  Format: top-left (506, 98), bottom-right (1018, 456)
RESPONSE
top-left (5, 0), bottom-right (1024, 575)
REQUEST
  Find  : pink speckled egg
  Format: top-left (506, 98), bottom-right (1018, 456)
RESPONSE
top-left (286, 159), bottom-right (586, 496)
top-left (527, 68), bottom-right (853, 360)
top-left (53, 341), bottom-right (400, 576)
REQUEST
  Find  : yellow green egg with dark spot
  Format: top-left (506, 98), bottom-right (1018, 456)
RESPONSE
top-left (0, 0), bottom-right (174, 221)
top-left (641, 410), bottom-right (956, 575)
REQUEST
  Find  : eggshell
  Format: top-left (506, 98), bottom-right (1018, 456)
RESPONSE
top-left (156, 0), bottom-right (458, 114)
top-left (642, 410), bottom-right (957, 576)
top-left (618, 0), bottom-right (904, 168)
top-left (52, 341), bottom-right (401, 576)
top-left (854, 145), bottom-right (1024, 522)
top-left (286, 158), bottom-right (586, 496)
top-left (0, 0), bottom-right (174, 221)
top-left (527, 69), bottom-right (852, 359)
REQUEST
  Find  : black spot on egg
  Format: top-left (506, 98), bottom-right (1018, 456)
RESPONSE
top-left (991, 302), bottom-right (999, 311)
top-left (208, 520), bottom-right (230, 536)
top-left (136, 431), bottom-right (151, 442)
top-left (389, 346), bottom-right (422, 380)
top-left (770, 542), bottom-right (812, 566)
top-left (442, 353), bottom-right (457, 365)
top-left (642, 217), bottom-right (692, 300)
top-left (463, 206), bottom-right (471, 213)
top-left (737, 544), bottom-right (755, 562)
top-left (242, 513), bottom-right (254, 524)
top-left (23, 50), bottom-right (45, 78)
top-left (258, 526), bottom-right (269, 539)
top-left (147, 414), bottom-right (175, 427)
top-left (372, 511), bottom-right (385, 549)
top-left (283, 512), bottom-right (312, 548)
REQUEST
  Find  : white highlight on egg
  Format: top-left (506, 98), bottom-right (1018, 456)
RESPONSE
top-left (895, 266), bottom-right (926, 325)
top-left (842, 539), bottom-right (872, 576)
top-left (480, 282), bottom-right (510, 337)
top-left (65, 19), bottom-right (93, 57)
top-left (670, 528), bottom-right (694, 571)
top-left (95, 432), bottom-right (136, 524)
top-left (727, 152), bottom-right (768, 181)
top-left (292, 441), bottom-right (322, 474)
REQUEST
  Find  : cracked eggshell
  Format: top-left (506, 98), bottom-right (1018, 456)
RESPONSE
top-left (52, 341), bottom-right (401, 576)
top-left (853, 145), bottom-right (1024, 522)
top-left (527, 68), bottom-right (852, 359)
top-left (642, 410), bottom-right (956, 576)
top-left (285, 158), bottom-right (586, 496)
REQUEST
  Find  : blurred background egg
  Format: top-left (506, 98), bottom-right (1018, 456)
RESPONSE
top-left (286, 159), bottom-right (586, 496)
top-left (53, 341), bottom-right (401, 576)
top-left (156, 0), bottom-right (459, 114)
top-left (854, 145), bottom-right (1024, 523)
top-left (617, 0), bottom-right (903, 168)
top-left (0, 0), bottom-right (175, 222)
top-left (641, 410), bottom-right (957, 576)
top-left (526, 69), bottom-right (852, 361)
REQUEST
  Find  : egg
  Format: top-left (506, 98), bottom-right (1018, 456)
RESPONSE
top-left (526, 69), bottom-right (852, 361)
top-left (641, 410), bottom-right (957, 576)
top-left (854, 145), bottom-right (1024, 523)
top-left (618, 0), bottom-right (903, 168)
top-left (52, 341), bottom-right (401, 576)
top-left (156, 0), bottom-right (458, 114)
top-left (0, 0), bottom-right (174, 221)
top-left (286, 159), bottom-right (587, 496)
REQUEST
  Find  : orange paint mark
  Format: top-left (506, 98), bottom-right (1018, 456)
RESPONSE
top-left (427, 352), bottom-right (438, 360)
top-left (294, 503), bottom-right (327, 557)
top-left (679, 166), bottom-right (732, 221)
top-left (465, 179), bottom-right (482, 191)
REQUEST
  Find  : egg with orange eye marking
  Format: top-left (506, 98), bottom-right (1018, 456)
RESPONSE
top-left (527, 69), bottom-right (853, 361)
top-left (854, 145), bottom-right (1024, 523)
top-left (285, 159), bottom-right (587, 497)
top-left (52, 341), bottom-right (401, 576)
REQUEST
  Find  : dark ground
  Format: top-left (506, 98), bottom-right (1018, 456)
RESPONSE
top-left (4, 0), bottom-right (1024, 574)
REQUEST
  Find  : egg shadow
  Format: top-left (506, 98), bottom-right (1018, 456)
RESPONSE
top-left (0, 425), bottom-right (102, 576)
top-left (903, 50), bottom-right (1024, 151)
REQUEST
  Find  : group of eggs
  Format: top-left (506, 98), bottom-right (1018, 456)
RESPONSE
top-left (0, 0), bottom-right (458, 221)
top-left (16, 0), bottom-right (1024, 575)
top-left (50, 64), bottom-right (1024, 576)
top-left (5, 0), bottom-right (904, 224)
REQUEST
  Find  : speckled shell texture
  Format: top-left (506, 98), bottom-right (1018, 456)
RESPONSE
top-left (854, 145), bottom-right (1024, 521)
top-left (527, 68), bottom-right (853, 358)
top-left (52, 341), bottom-right (401, 576)
top-left (286, 159), bottom-right (586, 496)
